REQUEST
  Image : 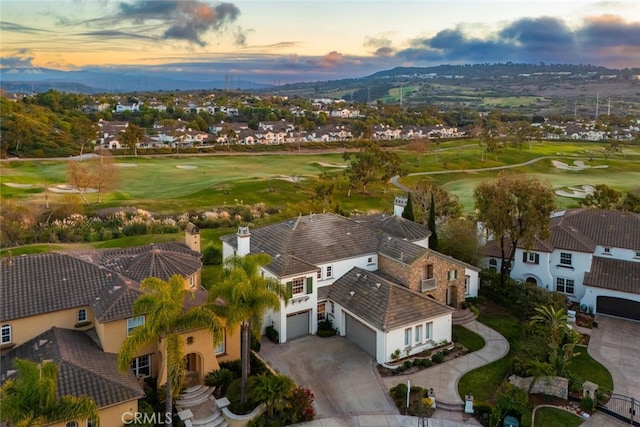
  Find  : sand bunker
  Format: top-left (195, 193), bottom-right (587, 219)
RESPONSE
top-left (317, 162), bottom-right (348, 168)
top-left (278, 175), bottom-right (305, 183)
top-left (552, 160), bottom-right (609, 171)
top-left (116, 163), bottom-right (139, 167)
top-left (49, 184), bottom-right (98, 194)
top-left (177, 165), bottom-right (198, 169)
top-left (555, 185), bottom-right (596, 199)
top-left (4, 182), bottom-right (34, 188)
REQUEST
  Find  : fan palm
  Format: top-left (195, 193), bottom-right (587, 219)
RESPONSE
top-left (209, 254), bottom-right (289, 405)
top-left (117, 274), bottom-right (223, 427)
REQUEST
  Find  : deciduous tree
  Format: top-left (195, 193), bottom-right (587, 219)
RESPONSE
top-left (91, 152), bottom-right (119, 204)
top-left (67, 160), bottom-right (94, 205)
top-left (579, 184), bottom-right (622, 209)
top-left (474, 172), bottom-right (556, 284)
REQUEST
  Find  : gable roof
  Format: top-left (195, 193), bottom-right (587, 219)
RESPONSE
top-left (329, 267), bottom-right (453, 331)
top-left (1, 327), bottom-right (144, 408)
top-left (583, 256), bottom-right (640, 294)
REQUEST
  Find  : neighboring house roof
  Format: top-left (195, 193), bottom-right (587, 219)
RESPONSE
top-left (329, 267), bottom-right (454, 331)
top-left (1, 253), bottom-right (124, 322)
top-left (317, 285), bottom-right (332, 301)
top-left (354, 214), bottom-right (431, 242)
top-left (481, 209), bottom-right (640, 256)
top-left (98, 243), bottom-right (202, 283)
top-left (1, 327), bottom-right (144, 408)
top-left (583, 257), bottom-right (640, 294)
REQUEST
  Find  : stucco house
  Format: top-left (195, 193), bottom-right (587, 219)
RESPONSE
top-left (481, 208), bottom-right (640, 321)
top-left (221, 205), bottom-right (480, 364)
top-left (0, 225), bottom-right (239, 427)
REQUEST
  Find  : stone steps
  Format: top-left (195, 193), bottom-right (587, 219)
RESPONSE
top-left (452, 309), bottom-right (477, 325)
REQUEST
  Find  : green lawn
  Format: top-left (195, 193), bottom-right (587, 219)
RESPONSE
top-left (533, 407), bottom-right (582, 427)
top-left (458, 355), bottom-right (514, 403)
top-left (453, 324), bottom-right (486, 352)
top-left (566, 346), bottom-right (614, 392)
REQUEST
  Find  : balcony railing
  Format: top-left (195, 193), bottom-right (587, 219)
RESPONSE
top-left (421, 278), bottom-right (437, 292)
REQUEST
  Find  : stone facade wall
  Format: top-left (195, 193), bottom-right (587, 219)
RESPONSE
top-left (378, 252), bottom-right (466, 308)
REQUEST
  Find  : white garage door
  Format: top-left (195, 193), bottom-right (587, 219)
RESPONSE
top-left (287, 310), bottom-right (310, 340)
top-left (345, 313), bottom-right (377, 359)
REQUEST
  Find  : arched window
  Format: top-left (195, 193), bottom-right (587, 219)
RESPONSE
top-left (1, 324), bottom-right (11, 344)
top-left (526, 277), bottom-right (538, 286)
top-left (66, 422), bottom-right (78, 427)
top-left (77, 309), bottom-right (87, 323)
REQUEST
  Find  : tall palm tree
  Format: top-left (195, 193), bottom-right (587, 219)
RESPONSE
top-left (529, 305), bottom-right (568, 362)
top-left (0, 358), bottom-right (99, 427)
top-left (209, 253), bottom-right (289, 405)
top-left (117, 275), bottom-right (223, 427)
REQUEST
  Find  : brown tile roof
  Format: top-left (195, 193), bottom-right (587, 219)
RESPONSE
top-left (1, 327), bottom-right (144, 408)
top-left (583, 257), bottom-right (640, 294)
top-left (1, 253), bottom-right (124, 322)
top-left (98, 242), bottom-right (202, 283)
top-left (557, 209), bottom-right (640, 250)
top-left (329, 267), bottom-right (453, 331)
top-left (354, 214), bottom-right (431, 242)
top-left (221, 213), bottom-right (434, 276)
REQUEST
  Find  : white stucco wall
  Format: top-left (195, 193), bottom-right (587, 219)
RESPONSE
top-left (464, 268), bottom-right (480, 298)
top-left (316, 254), bottom-right (378, 285)
top-left (383, 315), bottom-right (452, 364)
top-left (594, 246), bottom-right (640, 262)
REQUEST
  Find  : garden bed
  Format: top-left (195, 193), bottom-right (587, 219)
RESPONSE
top-left (377, 343), bottom-right (468, 377)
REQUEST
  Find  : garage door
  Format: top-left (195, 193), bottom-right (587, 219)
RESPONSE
top-left (597, 296), bottom-right (640, 321)
top-left (287, 310), bottom-right (310, 340)
top-left (345, 313), bottom-right (377, 359)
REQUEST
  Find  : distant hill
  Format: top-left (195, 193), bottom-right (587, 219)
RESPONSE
top-left (0, 67), bottom-right (273, 94)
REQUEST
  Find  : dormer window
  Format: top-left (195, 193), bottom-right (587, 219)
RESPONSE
top-left (77, 309), bottom-right (87, 323)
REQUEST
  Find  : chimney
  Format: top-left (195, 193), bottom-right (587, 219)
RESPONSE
top-left (393, 196), bottom-right (407, 217)
top-left (185, 222), bottom-right (201, 253)
top-left (237, 225), bottom-right (251, 256)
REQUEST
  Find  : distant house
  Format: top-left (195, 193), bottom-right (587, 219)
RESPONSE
top-left (221, 200), bottom-right (480, 364)
top-left (115, 101), bottom-right (140, 113)
top-left (481, 208), bottom-right (640, 321)
top-left (1, 226), bottom-right (240, 427)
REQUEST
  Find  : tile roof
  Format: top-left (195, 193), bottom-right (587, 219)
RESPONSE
top-left (1, 327), bottom-right (144, 408)
top-left (1, 253), bottom-right (123, 322)
top-left (583, 257), bottom-right (640, 294)
top-left (557, 209), bottom-right (640, 250)
top-left (354, 214), bottom-right (431, 242)
top-left (98, 242), bottom-right (202, 283)
top-left (328, 267), bottom-right (454, 331)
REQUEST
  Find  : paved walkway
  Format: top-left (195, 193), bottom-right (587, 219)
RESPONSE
top-left (382, 321), bottom-right (510, 407)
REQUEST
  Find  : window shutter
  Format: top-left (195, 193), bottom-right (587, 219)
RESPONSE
top-left (522, 252), bottom-right (527, 262)
top-left (535, 253), bottom-right (540, 264)
top-left (306, 277), bottom-right (313, 294)
top-left (286, 281), bottom-right (293, 297)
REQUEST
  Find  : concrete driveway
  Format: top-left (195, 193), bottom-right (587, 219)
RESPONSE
top-left (588, 315), bottom-right (640, 398)
top-left (259, 335), bottom-right (397, 418)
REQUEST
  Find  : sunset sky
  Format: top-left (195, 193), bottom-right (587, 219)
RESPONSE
top-left (1, 0), bottom-right (639, 83)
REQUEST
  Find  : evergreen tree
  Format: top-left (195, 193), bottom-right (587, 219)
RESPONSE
top-left (402, 193), bottom-right (415, 221)
top-left (428, 192), bottom-right (438, 250)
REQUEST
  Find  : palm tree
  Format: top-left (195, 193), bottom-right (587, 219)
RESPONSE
top-left (529, 305), bottom-right (568, 362)
top-left (248, 374), bottom-right (295, 419)
top-left (117, 275), bottom-right (224, 427)
top-left (0, 358), bottom-right (99, 426)
top-left (208, 253), bottom-right (288, 405)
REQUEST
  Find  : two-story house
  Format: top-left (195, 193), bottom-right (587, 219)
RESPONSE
top-left (1, 225), bottom-right (240, 427)
top-left (221, 207), bottom-right (480, 364)
top-left (482, 208), bottom-right (640, 321)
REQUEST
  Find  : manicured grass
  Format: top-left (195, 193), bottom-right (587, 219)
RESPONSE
top-left (477, 312), bottom-right (523, 345)
top-left (453, 324), bottom-right (486, 352)
top-left (533, 407), bottom-right (582, 427)
top-left (0, 244), bottom-right (67, 256)
top-left (566, 346), bottom-right (614, 392)
top-left (457, 355), bottom-right (514, 403)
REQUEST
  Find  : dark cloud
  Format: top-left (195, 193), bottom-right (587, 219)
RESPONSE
top-left (578, 15), bottom-right (640, 47)
top-left (395, 15), bottom-right (637, 66)
top-left (115, 0), bottom-right (241, 46)
top-left (0, 21), bottom-right (52, 34)
top-left (78, 30), bottom-right (156, 40)
top-left (363, 36), bottom-right (395, 57)
top-left (374, 46), bottom-right (394, 57)
top-left (0, 49), bottom-right (33, 68)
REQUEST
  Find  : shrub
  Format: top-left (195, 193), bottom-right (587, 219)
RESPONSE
top-left (202, 245), bottom-right (222, 265)
top-left (266, 325), bottom-right (279, 343)
top-left (219, 360), bottom-right (242, 378)
top-left (403, 360), bottom-right (413, 370)
top-left (391, 348), bottom-right (401, 360)
top-left (390, 383), bottom-right (408, 404)
top-left (580, 395), bottom-right (595, 413)
top-left (204, 368), bottom-right (234, 395)
top-left (432, 352), bottom-right (445, 363)
top-left (317, 319), bottom-right (337, 337)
